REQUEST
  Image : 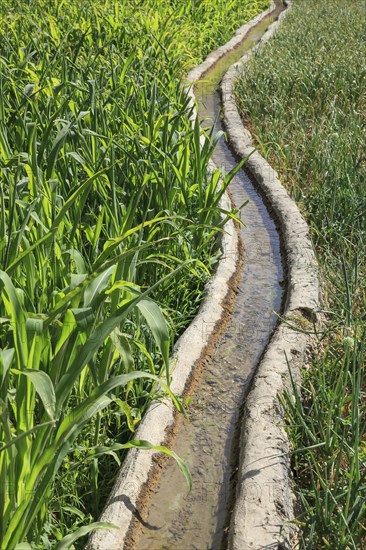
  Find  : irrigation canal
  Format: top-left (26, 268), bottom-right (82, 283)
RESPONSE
top-left (134, 3), bottom-right (286, 548)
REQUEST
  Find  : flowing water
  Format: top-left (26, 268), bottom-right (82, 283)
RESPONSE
top-left (135, 3), bottom-right (286, 549)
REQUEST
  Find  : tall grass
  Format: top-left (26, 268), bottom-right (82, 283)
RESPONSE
top-left (0, 0), bottom-right (270, 546)
top-left (236, 0), bottom-right (366, 547)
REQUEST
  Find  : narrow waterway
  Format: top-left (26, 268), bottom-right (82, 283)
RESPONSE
top-left (135, 3), bottom-right (286, 549)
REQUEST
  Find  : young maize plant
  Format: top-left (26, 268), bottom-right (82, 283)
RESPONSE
top-left (0, 0), bottom-right (259, 545)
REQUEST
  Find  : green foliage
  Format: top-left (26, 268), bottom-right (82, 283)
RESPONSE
top-left (236, 0), bottom-right (366, 547)
top-left (0, 0), bottom-right (268, 546)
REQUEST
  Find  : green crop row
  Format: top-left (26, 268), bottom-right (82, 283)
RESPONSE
top-left (235, 0), bottom-right (366, 547)
top-left (0, 0), bottom-right (270, 547)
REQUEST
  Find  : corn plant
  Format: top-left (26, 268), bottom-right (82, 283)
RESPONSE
top-left (0, 0), bottom-right (264, 544)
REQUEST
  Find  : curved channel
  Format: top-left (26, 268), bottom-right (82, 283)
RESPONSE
top-left (134, 3), bottom-right (286, 549)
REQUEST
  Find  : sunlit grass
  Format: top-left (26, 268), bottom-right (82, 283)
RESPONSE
top-left (236, 0), bottom-right (366, 547)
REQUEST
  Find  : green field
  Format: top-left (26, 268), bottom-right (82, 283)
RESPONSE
top-left (0, 0), bottom-right (270, 547)
top-left (236, 0), bottom-right (366, 547)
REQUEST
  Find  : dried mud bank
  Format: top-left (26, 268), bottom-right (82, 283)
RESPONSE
top-left (221, 2), bottom-right (322, 548)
